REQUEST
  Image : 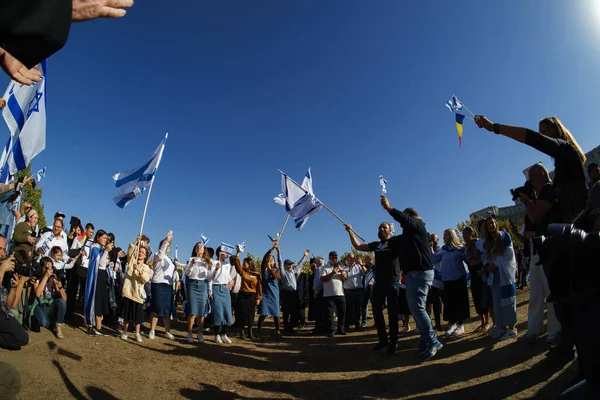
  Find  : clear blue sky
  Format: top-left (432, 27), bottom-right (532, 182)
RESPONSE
top-left (2, 0), bottom-right (600, 261)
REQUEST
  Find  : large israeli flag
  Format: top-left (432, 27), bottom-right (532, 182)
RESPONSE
top-left (0, 61), bottom-right (48, 183)
top-left (112, 133), bottom-right (168, 208)
top-left (276, 168), bottom-right (323, 230)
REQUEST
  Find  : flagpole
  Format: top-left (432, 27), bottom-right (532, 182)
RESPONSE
top-left (462, 105), bottom-right (475, 117)
top-left (277, 169), bottom-right (366, 242)
top-left (276, 214), bottom-right (290, 243)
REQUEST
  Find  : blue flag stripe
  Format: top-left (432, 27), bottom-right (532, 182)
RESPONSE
top-left (7, 94), bottom-right (25, 133)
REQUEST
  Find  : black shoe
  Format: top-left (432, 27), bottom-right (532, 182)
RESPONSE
top-left (247, 328), bottom-right (255, 340)
top-left (327, 331), bottom-right (336, 338)
top-left (386, 344), bottom-right (397, 356)
top-left (240, 330), bottom-right (247, 340)
top-left (336, 329), bottom-right (347, 336)
top-left (373, 342), bottom-right (389, 351)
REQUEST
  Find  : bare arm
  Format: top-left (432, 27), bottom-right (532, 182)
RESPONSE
top-left (344, 224), bottom-right (369, 251)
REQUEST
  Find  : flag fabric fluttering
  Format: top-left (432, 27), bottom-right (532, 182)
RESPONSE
top-left (1, 61), bottom-right (48, 183)
top-left (200, 234), bottom-right (209, 248)
top-left (455, 113), bottom-right (465, 147)
top-left (112, 133), bottom-right (168, 208)
top-left (379, 175), bottom-right (387, 195)
top-left (236, 242), bottom-right (246, 253)
top-left (35, 167), bottom-right (47, 182)
top-left (174, 245), bottom-right (179, 263)
top-left (445, 95), bottom-right (463, 113)
top-left (275, 168), bottom-right (323, 230)
top-left (390, 222), bottom-right (396, 236)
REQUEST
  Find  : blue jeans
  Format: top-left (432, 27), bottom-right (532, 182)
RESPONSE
top-left (405, 270), bottom-right (437, 348)
top-left (34, 299), bottom-right (67, 328)
top-left (372, 283), bottom-right (399, 345)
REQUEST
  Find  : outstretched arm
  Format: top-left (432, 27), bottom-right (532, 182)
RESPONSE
top-left (345, 224), bottom-right (369, 251)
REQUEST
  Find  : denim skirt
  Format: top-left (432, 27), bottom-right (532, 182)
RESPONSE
top-left (211, 284), bottom-right (233, 326)
top-left (187, 279), bottom-right (209, 316)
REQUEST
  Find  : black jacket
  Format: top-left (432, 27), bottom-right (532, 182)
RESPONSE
top-left (389, 208), bottom-right (433, 272)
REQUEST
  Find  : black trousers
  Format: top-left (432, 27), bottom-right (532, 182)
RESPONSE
top-left (426, 286), bottom-right (443, 326)
top-left (281, 290), bottom-right (299, 332)
top-left (325, 296), bottom-right (346, 334)
top-left (343, 288), bottom-right (363, 329)
top-left (361, 285), bottom-right (373, 324)
top-left (372, 284), bottom-right (399, 345)
top-left (0, 314), bottom-right (29, 350)
top-left (312, 293), bottom-right (327, 332)
top-left (66, 268), bottom-right (87, 320)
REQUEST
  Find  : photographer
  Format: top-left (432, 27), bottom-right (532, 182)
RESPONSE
top-left (0, 255), bottom-right (29, 350)
top-left (30, 257), bottom-right (67, 339)
top-left (4, 250), bottom-right (36, 326)
top-left (516, 163), bottom-right (561, 345)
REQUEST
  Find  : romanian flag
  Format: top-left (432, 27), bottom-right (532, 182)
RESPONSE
top-left (455, 113), bottom-right (465, 147)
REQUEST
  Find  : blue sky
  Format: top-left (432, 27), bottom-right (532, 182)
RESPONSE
top-left (2, 0), bottom-right (600, 261)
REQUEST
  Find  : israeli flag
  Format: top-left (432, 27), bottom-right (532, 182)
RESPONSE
top-left (0, 61), bottom-right (47, 183)
top-left (35, 167), bottom-right (46, 182)
top-left (174, 245), bottom-right (179, 263)
top-left (276, 168), bottom-right (323, 230)
top-left (445, 95), bottom-right (464, 113)
top-left (379, 175), bottom-right (387, 195)
top-left (200, 234), bottom-right (209, 248)
top-left (112, 133), bottom-right (168, 208)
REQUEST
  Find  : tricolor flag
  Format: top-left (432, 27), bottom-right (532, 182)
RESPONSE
top-left (112, 133), bottom-right (168, 208)
top-left (275, 168), bottom-right (323, 230)
top-left (1, 61), bottom-right (47, 183)
top-left (455, 114), bottom-right (465, 147)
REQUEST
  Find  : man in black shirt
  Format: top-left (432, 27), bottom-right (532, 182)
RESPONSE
top-left (345, 222), bottom-right (400, 355)
top-left (381, 195), bottom-right (442, 361)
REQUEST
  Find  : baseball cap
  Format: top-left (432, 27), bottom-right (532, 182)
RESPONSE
top-left (283, 259), bottom-right (294, 266)
top-left (328, 251), bottom-right (338, 258)
top-left (54, 211), bottom-right (66, 219)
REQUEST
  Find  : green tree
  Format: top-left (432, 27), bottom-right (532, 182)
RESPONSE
top-left (246, 252), bottom-right (262, 272)
top-left (15, 164), bottom-right (46, 229)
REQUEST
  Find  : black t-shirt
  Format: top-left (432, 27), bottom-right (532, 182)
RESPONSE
top-left (367, 235), bottom-right (402, 286)
top-left (526, 130), bottom-right (588, 222)
top-left (536, 182), bottom-right (562, 236)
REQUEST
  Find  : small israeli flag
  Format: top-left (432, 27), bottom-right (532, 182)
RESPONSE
top-left (35, 167), bottom-right (46, 182)
top-left (200, 234), bottom-right (209, 248)
top-left (236, 242), bottom-right (246, 253)
top-left (445, 95), bottom-right (464, 113)
top-left (390, 222), bottom-right (396, 236)
top-left (379, 175), bottom-right (387, 195)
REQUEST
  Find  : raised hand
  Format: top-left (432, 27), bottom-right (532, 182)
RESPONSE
top-left (0, 48), bottom-right (42, 85)
top-left (303, 249), bottom-right (310, 257)
top-left (474, 115), bottom-right (494, 132)
top-left (72, 0), bottom-right (134, 22)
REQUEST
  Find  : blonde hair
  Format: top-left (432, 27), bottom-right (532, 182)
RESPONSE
top-left (443, 229), bottom-right (462, 249)
top-left (539, 117), bottom-right (586, 164)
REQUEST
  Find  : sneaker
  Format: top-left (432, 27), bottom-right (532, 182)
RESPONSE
top-left (421, 341), bottom-right (443, 361)
top-left (149, 330), bottom-right (156, 340)
top-left (197, 333), bottom-right (205, 344)
top-left (93, 329), bottom-right (106, 337)
top-left (445, 324), bottom-right (458, 335)
top-left (164, 332), bottom-right (175, 340)
top-left (517, 332), bottom-right (539, 343)
top-left (416, 343), bottom-right (428, 356)
top-left (337, 330), bottom-right (347, 336)
top-left (222, 334), bottom-right (232, 344)
top-left (452, 325), bottom-right (465, 336)
top-left (118, 317), bottom-right (124, 326)
top-left (215, 335), bottom-right (223, 344)
top-left (499, 329), bottom-right (517, 341)
top-left (87, 326), bottom-right (95, 336)
top-left (120, 333), bottom-right (128, 341)
top-left (401, 325), bottom-right (411, 334)
top-left (135, 333), bottom-right (143, 343)
top-left (187, 332), bottom-right (194, 344)
top-left (326, 332), bottom-right (336, 338)
top-left (373, 342), bottom-right (389, 351)
top-left (546, 333), bottom-right (559, 344)
top-left (488, 326), bottom-right (502, 339)
top-left (55, 323), bottom-right (64, 339)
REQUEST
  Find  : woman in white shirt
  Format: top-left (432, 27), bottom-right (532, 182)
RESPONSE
top-left (184, 242), bottom-right (213, 344)
top-left (208, 247), bottom-right (235, 344)
top-left (149, 234), bottom-right (176, 341)
top-left (83, 230), bottom-right (113, 336)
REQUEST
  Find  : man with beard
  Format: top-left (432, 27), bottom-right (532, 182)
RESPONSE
top-left (345, 221), bottom-right (401, 355)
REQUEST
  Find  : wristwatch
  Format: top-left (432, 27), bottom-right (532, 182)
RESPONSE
top-left (493, 123), bottom-right (501, 135)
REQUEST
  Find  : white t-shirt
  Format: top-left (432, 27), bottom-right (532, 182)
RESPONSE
top-left (321, 266), bottom-right (344, 297)
top-left (185, 258), bottom-right (211, 281)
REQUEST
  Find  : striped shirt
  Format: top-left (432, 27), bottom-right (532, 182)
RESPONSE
top-left (281, 255), bottom-right (306, 291)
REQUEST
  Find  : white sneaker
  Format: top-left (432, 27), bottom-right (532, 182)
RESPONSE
top-left (120, 333), bottom-right (128, 341)
top-left (401, 325), bottom-right (411, 334)
top-left (445, 324), bottom-right (458, 335)
top-left (164, 332), bottom-right (175, 340)
top-left (452, 325), bottom-right (465, 336)
top-left (136, 333), bottom-right (143, 343)
top-left (197, 333), bottom-right (205, 344)
top-left (187, 332), bottom-right (194, 344)
top-left (500, 329), bottom-right (517, 341)
top-left (148, 330), bottom-right (156, 340)
top-left (222, 334), bottom-right (232, 344)
top-left (117, 317), bottom-right (124, 326)
top-left (215, 335), bottom-right (223, 344)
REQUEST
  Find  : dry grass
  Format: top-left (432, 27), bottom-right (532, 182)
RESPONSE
top-left (1, 289), bottom-right (576, 399)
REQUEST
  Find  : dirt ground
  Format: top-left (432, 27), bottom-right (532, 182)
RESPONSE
top-left (1, 289), bottom-right (577, 400)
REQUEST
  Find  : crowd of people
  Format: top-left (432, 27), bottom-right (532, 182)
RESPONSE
top-left (0, 115), bottom-right (598, 399)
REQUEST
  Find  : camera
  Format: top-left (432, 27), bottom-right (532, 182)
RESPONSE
top-left (14, 265), bottom-right (36, 278)
top-left (510, 180), bottom-right (534, 202)
top-left (532, 224), bottom-right (600, 298)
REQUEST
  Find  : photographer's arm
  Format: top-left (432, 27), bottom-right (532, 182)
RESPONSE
top-left (35, 271), bottom-right (51, 298)
top-left (524, 198), bottom-right (552, 224)
top-left (8, 276), bottom-right (27, 310)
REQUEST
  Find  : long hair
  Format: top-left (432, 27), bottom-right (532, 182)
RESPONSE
top-left (443, 229), bottom-right (462, 249)
top-left (93, 230), bottom-right (108, 244)
top-left (19, 202), bottom-right (31, 220)
top-left (243, 257), bottom-right (254, 272)
top-left (539, 117), bottom-right (586, 164)
top-left (191, 242), bottom-right (212, 268)
top-left (483, 218), bottom-right (504, 260)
